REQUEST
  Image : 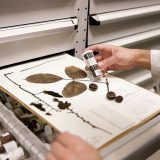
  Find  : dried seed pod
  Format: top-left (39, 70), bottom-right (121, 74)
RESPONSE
top-left (106, 79), bottom-right (109, 92)
top-left (62, 81), bottom-right (87, 98)
top-left (26, 73), bottom-right (62, 83)
top-left (106, 91), bottom-right (116, 100)
top-left (89, 83), bottom-right (98, 91)
top-left (65, 66), bottom-right (87, 79)
top-left (115, 96), bottom-right (123, 103)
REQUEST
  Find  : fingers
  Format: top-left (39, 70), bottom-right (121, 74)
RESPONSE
top-left (84, 45), bottom-right (115, 65)
top-left (46, 132), bottom-right (102, 160)
top-left (50, 141), bottom-right (68, 160)
top-left (98, 56), bottom-right (116, 71)
top-left (84, 44), bottom-right (105, 52)
top-left (84, 44), bottom-right (113, 53)
top-left (45, 153), bottom-right (56, 160)
top-left (46, 132), bottom-right (83, 160)
top-left (56, 132), bottom-right (82, 148)
top-left (95, 54), bottom-right (103, 62)
top-left (108, 64), bottom-right (134, 70)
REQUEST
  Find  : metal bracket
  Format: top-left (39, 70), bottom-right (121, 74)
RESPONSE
top-left (75, 0), bottom-right (89, 59)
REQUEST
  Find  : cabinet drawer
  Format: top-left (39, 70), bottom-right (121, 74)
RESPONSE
top-left (88, 13), bottom-right (160, 45)
top-left (101, 28), bottom-right (160, 48)
top-left (90, 0), bottom-right (160, 14)
top-left (0, 0), bottom-right (79, 28)
top-left (0, 18), bottom-right (78, 67)
top-left (0, 31), bottom-right (76, 67)
top-left (130, 38), bottom-right (160, 49)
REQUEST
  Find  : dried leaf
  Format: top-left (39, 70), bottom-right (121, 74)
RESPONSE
top-left (53, 98), bottom-right (71, 110)
top-left (43, 90), bottom-right (63, 98)
top-left (46, 112), bottom-right (52, 116)
top-left (62, 81), bottom-right (87, 98)
top-left (30, 102), bottom-right (46, 112)
top-left (26, 73), bottom-right (63, 83)
top-left (65, 66), bottom-right (87, 79)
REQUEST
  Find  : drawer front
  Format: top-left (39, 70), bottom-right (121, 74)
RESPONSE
top-left (0, 31), bottom-right (76, 67)
top-left (130, 38), bottom-right (160, 49)
top-left (0, 0), bottom-right (78, 28)
top-left (88, 13), bottom-right (160, 45)
top-left (0, 17), bottom-right (78, 67)
top-left (90, 0), bottom-right (160, 14)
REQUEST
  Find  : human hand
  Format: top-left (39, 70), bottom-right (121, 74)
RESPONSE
top-left (84, 44), bottom-right (150, 71)
top-left (46, 132), bottom-right (102, 160)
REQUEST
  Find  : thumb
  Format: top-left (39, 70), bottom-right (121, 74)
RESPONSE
top-left (98, 56), bottom-right (116, 70)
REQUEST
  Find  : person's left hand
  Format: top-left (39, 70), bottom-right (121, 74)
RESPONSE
top-left (45, 132), bottom-right (102, 160)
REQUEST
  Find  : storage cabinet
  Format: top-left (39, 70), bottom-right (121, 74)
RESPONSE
top-left (0, 1), bottom-right (160, 159)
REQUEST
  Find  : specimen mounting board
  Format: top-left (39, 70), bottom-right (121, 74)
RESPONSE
top-left (0, 53), bottom-right (160, 149)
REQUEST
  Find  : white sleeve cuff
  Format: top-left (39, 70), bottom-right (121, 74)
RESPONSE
top-left (151, 49), bottom-right (160, 79)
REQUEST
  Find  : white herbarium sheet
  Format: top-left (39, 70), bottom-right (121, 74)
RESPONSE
top-left (0, 53), bottom-right (160, 149)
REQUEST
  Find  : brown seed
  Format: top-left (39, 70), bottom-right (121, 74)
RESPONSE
top-left (106, 91), bottom-right (116, 100)
top-left (89, 83), bottom-right (98, 91)
top-left (115, 96), bottom-right (123, 103)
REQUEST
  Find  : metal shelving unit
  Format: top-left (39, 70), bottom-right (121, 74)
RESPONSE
top-left (88, 2), bottom-right (160, 158)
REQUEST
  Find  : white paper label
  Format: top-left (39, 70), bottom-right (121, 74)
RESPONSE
top-left (3, 141), bottom-right (17, 153)
top-left (0, 147), bottom-right (24, 160)
top-left (84, 57), bottom-right (97, 67)
top-left (95, 69), bottom-right (103, 77)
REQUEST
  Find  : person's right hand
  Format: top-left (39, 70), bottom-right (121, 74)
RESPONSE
top-left (84, 44), bottom-right (151, 71)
